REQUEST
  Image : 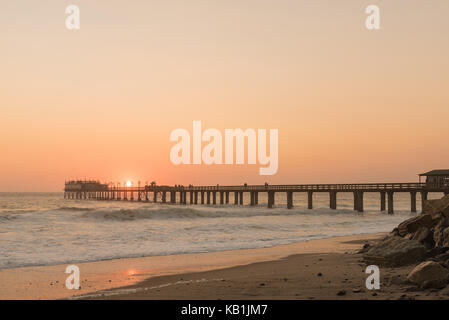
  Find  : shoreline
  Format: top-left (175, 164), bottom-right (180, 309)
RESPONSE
top-left (0, 232), bottom-right (385, 300)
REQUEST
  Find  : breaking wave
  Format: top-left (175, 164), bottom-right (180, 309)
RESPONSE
top-left (80, 205), bottom-right (373, 221)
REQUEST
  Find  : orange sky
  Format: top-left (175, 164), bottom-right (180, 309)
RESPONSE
top-left (1, 1), bottom-right (449, 191)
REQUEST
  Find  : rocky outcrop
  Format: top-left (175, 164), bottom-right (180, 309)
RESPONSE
top-left (398, 214), bottom-right (434, 237)
top-left (364, 194), bottom-right (449, 267)
top-left (407, 261), bottom-right (449, 289)
top-left (363, 236), bottom-right (427, 267)
top-left (424, 196), bottom-right (449, 219)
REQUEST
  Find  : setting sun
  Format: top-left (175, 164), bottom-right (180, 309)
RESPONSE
top-left (126, 181), bottom-right (132, 187)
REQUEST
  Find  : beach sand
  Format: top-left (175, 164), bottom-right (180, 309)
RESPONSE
top-left (1, 232), bottom-right (446, 300)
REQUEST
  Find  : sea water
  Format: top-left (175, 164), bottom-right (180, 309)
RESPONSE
top-left (0, 192), bottom-right (443, 269)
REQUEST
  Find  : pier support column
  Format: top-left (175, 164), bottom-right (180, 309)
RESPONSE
top-left (137, 191), bottom-right (141, 201)
top-left (354, 191), bottom-right (364, 212)
top-left (201, 192), bottom-right (205, 204)
top-left (179, 191), bottom-right (183, 204)
top-left (162, 192), bottom-right (166, 203)
top-left (254, 192), bottom-right (258, 205)
top-left (207, 192), bottom-right (211, 205)
top-left (190, 191), bottom-right (193, 204)
top-left (225, 192), bottom-right (229, 204)
top-left (194, 192), bottom-right (198, 204)
top-left (380, 191), bottom-right (386, 211)
top-left (308, 191), bottom-right (313, 209)
top-left (212, 192), bottom-right (217, 205)
top-left (388, 191), bottom-right (394, 214)
top-left (287, 191), bottom-right (293, 209)
top-left (410, 191), bottom-right (417, 213)
top-left (183, 191), bottom-right (187, 204)
top-left (329, 191), bottom-right (336, 209)
top-left (267, 191), bottom-right (275, 208)
top-left (153, 192), bottom-right (157, 203)
top-left (234, 192), bottom-right (239, 205)
top-left (170, 191), bottom-right (175, 203)
top-left (250, 192), bottom-right (255, 206)
top-left (421, 191), bottom-right (428, 212)
top-left (220, 192), bottom-right (224, 205)
top-left (358, 192), bottom-right (364, 212)
top-left (239, 192), bottom-right (244, 205)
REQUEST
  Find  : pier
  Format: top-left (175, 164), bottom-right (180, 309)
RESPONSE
top-left (65, 172), bottom-right (449, 214)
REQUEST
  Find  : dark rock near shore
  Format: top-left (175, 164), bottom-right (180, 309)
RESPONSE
top-left (364, 195), bottom-right (449, 268)
top-left (411, 226), bottom-right (434, 247)
top-left (398, 214), bottom-right (434, 237)
top-left (407, 261), bottom-right (449, 289)
top-left (439, 284), bottom-right (449, 296)
top-left (363, 236), bottom-right (427, 267)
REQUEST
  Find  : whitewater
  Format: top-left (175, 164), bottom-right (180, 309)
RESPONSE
top-left (0, 192), bottom-right (441, 269)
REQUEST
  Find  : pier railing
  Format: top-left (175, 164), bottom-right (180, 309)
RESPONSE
top-left (183, 182), bottom-right (428, 192)
top-left (64, 181), bottom-right (449, 214)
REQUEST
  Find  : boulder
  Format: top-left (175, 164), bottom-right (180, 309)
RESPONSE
top-left (407, 261), bottom-right (449, 288)
top-left (397, 214), bottom-right (433, 237)
top-left (440, 284), bottom-right (449, 296)
top-left (433, 219), bottom-right (449, 247)
top-left (442, 227), bottom-right (449, 247)
top-left (363, 236), bottom-right (427, 267)
top-left (431, 249), bottom-right (449, 261)
top-left (423, 195), bottom-right (449, 219)
top-left (411, 226), bottom-right (434, 247)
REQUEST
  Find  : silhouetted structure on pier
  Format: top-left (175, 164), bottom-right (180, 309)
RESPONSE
top-left (65, 174), bottom-right (449, 214)
top-left (420, 170), bottom-right (449, 188)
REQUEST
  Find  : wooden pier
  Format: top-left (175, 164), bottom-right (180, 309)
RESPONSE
top-left (64, 180), bottom-right (449, 214)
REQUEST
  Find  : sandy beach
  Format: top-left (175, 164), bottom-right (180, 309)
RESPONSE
top-left (0, 233), bottom-right (380, 300)
top-left (0, 232), bottom-right (436, 300)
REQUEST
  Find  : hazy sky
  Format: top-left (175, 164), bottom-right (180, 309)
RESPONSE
top-left (1, 1), bottom-right (449, 191)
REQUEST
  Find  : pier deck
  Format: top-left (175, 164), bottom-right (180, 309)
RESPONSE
top-left (64, 181), bottom-right (449, 214)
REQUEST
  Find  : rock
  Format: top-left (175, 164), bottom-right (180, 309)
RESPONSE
top-left (386, 275), bottom-right (403, 286)
top-left (434, 251), bottom-right (449, 262)
top-left (407, 261), bottom-right (449, 287)
top-left (411, 226), bottom-right (434, 247)
top-left (420, 279), bottom-right (447, 290)
top-left (358, 243), bottom-right (371, 253)
top-left (363, 236), bottom-right (427, 267)
top-left (424, 199), bottom-right (443, 219)
top-left (424, 195), bottom-right (449, 219)
top-left (427, 246), bottom-right (449, 258)
top-left (442, 227), bottom-right (449, 247)
top-left (336, 290), bottom-right (346, 296)
top-left (433, 219), bottom-right (449, 247)
top-left (398, 214), bottom-right (434, 237)
top-left (439, 284), bottom-right (449, 296)
top-left (390, 228), bottom-right (400, 237)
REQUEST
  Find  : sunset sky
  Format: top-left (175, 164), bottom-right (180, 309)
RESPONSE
top-left (1, 1), bottom-right (449, 191)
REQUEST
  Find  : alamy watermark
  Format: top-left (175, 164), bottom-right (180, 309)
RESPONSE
top-left (365, 5), bottom-right (380, 30)
top-left (170, 121), bottom-right (278, 175)
top-left (65, 265), bottom-right (80, 290)
top-left (365, 265), bottom-right (380, 290)
top-left (65, 5), bottom-right (80, 30)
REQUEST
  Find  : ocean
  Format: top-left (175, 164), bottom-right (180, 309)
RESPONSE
top-left (0, 192), bottom-right (442, 269)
